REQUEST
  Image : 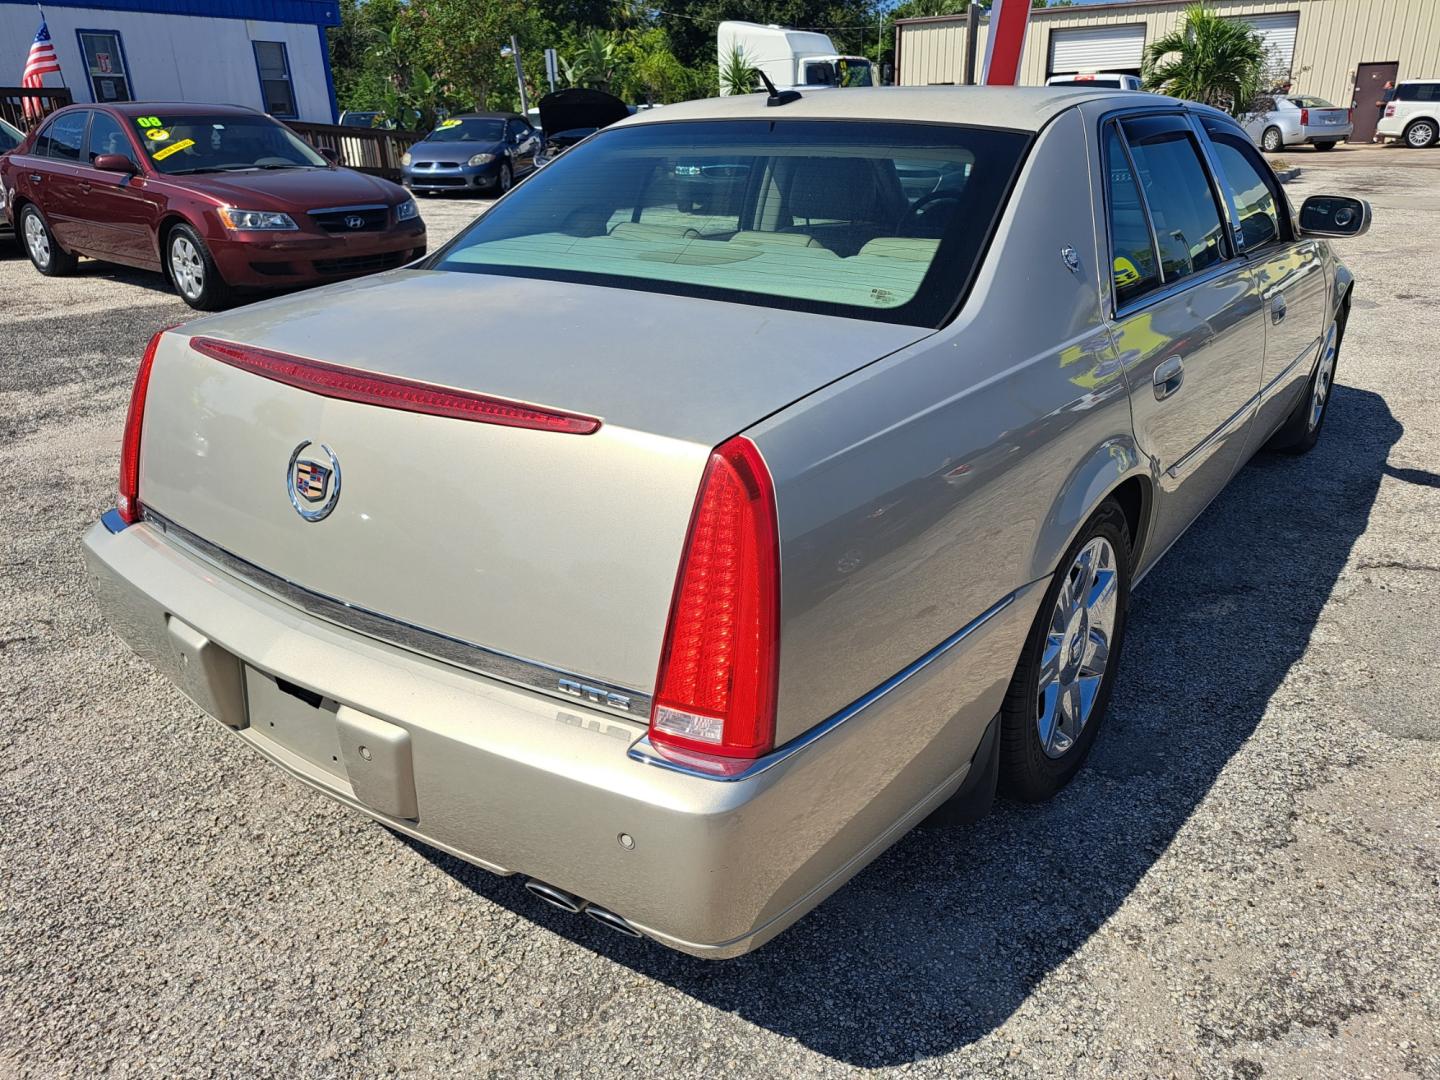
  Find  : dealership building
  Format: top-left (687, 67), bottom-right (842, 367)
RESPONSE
top-left (896, 0), bottom-right (1440, 142)
top-left (0, 0), bottom-right (340, 123)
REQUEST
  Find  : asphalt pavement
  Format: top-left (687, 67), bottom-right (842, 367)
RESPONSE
top-left (1, 159), bottom-right (1438, 1079)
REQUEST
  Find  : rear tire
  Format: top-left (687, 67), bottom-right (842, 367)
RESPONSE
top-left (999, 500), bottom-right (1132, 803)
top-left (1262, 126), bottom-right (1285, 153)
top-left (20, 204), bottom-right (77, 276)
top-left (1404, 119), bottom-right (1437, 149)
top-left (166, 223), bottom-right (233, 311)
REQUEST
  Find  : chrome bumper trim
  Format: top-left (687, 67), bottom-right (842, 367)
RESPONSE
top-left (628, 593), bottom-right (1017, 782)
top-left (139, 509), bottom-right (651, 720)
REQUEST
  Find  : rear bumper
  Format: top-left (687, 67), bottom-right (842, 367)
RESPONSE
top-left (1376, 115), bottom-right (1413, 138)
top-left (207, 224), bottom-right (427, 287)
top-left (82, 514), bottom-right (1035, 957)
top-left (1298, 123), bottom-right (1353, 143)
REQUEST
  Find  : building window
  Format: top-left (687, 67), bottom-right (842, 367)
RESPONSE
top-left (77, 30), bottom-right (132, 103)
top-left (253, 41), bottom-right (298, 119)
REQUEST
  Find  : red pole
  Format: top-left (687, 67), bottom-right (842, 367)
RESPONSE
top-left (981, 0), bottom-right (1032, 86)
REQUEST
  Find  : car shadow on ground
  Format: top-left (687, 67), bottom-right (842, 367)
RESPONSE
top-left (408, 384), bottom-right (1399, 1066)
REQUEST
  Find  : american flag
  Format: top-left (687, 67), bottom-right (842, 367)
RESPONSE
top-left (22, 22), bottom-right (62, 119)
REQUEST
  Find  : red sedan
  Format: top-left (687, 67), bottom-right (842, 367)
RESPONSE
top-left (0, 102), bottom-right (426, 310)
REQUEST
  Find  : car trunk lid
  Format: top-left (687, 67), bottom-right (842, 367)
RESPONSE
top-left (136, 270), bottom-right (926, 701)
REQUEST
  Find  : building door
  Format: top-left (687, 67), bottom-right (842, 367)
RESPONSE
top-left (1351, 61), bottom-right (1399, 144)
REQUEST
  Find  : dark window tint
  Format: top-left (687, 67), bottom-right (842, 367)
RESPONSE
top-left (1120, 115), bottom-right (1227, 284)
top-left (0, 121), bottom-right (20, 153)
top-left (1104, 126), bottom-right (1161, 307)
top-left (254, 41), bottom-right (297, 118)
top-left (1201, 119), bottom-right (1286, 252)
top-left (85, 111), bottom-right (131, 164)
top-left (36, 111), bottom-right (87, 162)
top-left (1395, 83), bottom-right (1439, 102)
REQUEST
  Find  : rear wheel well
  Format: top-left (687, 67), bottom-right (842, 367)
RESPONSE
top-left (1107, 476), bottom-right (1150, 570)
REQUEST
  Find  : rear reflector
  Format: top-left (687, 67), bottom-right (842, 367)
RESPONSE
top-left (650, 436), bottom-right (780, 760)
top-left (189, 336), bottom-right (601, 435)
top-left (117, 327), bottom-right (171, 525)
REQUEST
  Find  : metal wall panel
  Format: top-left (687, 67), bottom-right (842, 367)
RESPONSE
top-left (897, 0), bottom-right (1440, 116)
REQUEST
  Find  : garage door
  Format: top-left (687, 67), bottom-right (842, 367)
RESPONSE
top-left (1048, 24), bottom-right (1146, 75)
top-left (1228, 12), bottom-right (1300, 81)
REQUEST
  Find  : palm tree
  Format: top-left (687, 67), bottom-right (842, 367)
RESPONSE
top-left (1141, 4), bottom-right (1268, 116)
top-left (719, 46), bottom-right (758, 96)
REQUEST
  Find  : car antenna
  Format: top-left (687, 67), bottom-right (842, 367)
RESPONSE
top-left (755, 69), bottom-right (802, 108)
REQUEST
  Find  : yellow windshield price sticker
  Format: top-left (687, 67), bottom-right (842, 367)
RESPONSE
top-left (145, 128), bottom-right (171, 141)
top-left (135, 115), bottom-right (163, 128)
top-left (1112, 255), bottom-right (1140, 287)
top-left (438, 118), bottom-right (462, 128)
top-left (152, 138), bottom-right (195, 161)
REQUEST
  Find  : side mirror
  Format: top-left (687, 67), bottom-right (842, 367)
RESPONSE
top-left (1298, 195), bottom-right (1372, 238)
top-left (318, 146), bottom-right (340, 165)
top-left (92, 153), bottom-right (137, 174)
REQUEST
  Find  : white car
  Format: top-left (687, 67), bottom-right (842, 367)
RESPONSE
top-left (1046, 73), bottom-right (1143, 91)
top-left (1377, 80), bottom-right (1439, 148)
top-left (1242, 95), bottom-right (1353, 152)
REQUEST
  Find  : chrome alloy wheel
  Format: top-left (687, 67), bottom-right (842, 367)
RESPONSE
top-left (1309, 333), bottom-right (1337, 432)
top-left (24, 211), bottom-right (50, 268)
top-left (1407, 120), bottom-right (1436, 148)
top-left (1036, 537), bottom-right (1119, 759)
top-left (170, 234), bottom-right (205, 301)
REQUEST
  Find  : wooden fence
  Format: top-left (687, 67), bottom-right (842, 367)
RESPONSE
top-left (0, 86), bottom-right (74, 130)
top-left (286, 121), bottom-right (422, 182)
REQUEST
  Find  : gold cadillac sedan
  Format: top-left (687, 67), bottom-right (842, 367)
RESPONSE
top-left (83, 87), bottom-right (1368, 957)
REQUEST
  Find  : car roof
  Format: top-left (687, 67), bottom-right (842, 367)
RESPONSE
top-left (615, 86), bottom-right (1157, 132)
top-left (96, 102), bottom-right (267, 118)
top-left (449, 112), bottom-right (525, 121)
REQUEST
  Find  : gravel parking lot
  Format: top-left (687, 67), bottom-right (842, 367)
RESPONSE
top-left (3, 153), bottom-right (1439, 1079)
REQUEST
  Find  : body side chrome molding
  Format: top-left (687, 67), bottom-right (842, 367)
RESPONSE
top-left (139, 509), bottom-right (651, 720)
top-left (628, 593), bottom-right (1017, 782)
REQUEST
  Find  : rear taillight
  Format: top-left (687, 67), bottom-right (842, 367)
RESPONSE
top-left (1385, 103), bottom-right (1396, 117)
top-left (117, 328), bottom-right (169, 525)
top-left (188, 337), bottom-right (601, 435)
top-left (1301, 108), bottom-right (1310, 125)
top-left (649, 436), bottom-right (780, 760)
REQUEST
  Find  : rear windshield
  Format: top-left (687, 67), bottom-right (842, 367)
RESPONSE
top-left (127, 113), bottom-right (325, 175)
top-left (1287, 96), bottom-right (1335, 108)
top-left (1054, 78), bottom-right (1124, 88)
top-left (430, 120), bottom-right (1029, 327)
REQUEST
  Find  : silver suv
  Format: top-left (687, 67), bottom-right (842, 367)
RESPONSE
top-left (1377, 80), bottom-right (1440, 148)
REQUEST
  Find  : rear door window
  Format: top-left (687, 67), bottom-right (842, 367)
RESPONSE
top-left (36, 111), bottom-right (88, 163)
top-left (1104, 125), bottom-right (1161, 307)
top-left (1396, 83), bottom-right (1439, 102)
top-left (1119, 114), bottom-right (1229, 285)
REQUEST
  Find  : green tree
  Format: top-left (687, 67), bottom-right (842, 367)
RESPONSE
top-left (718, 44), bottom-right (759, 95)
top-left (1141, 3), bottom-right (1268, 116)
top-left (405, 0), bottom-right (553, 113)
top-left (561, 28), bottom-right (621, 91)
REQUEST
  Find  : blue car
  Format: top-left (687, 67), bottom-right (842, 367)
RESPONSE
top-left (401, 112), bottom-right (541, 195)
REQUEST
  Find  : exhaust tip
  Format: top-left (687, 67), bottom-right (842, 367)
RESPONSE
top-left (524, 879), bottom-right (583, 914)
top-left (585, 904), bottom-right (643, 938)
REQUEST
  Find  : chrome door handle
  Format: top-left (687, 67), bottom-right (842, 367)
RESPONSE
top-left (1271, 294), bottom-right (1287, 323)
top-left (1154, 355), bottom-right (1184, 400)
top-left (28, 174), bottom-right (42, 183)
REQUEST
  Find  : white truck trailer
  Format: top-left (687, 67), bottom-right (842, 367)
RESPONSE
top-left (717, 21), bottom-right (874, 96)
